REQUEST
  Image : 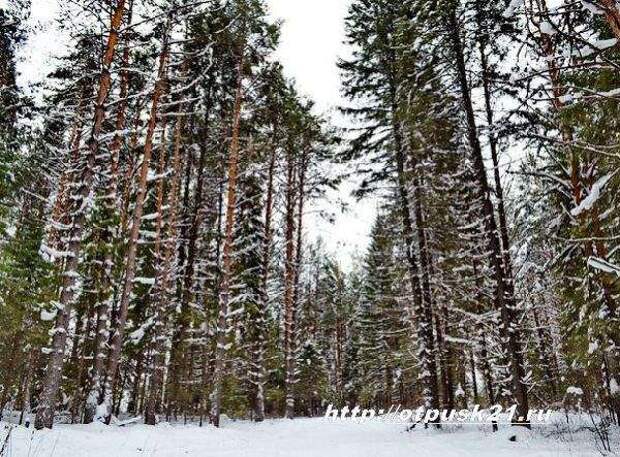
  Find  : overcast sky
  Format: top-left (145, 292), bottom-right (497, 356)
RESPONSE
top-left (21, 0), bottom-right (374, 269)
top-left (268, 0), bottom-right (348, 111)
top-left (267, 0), bottom-right (375, 269)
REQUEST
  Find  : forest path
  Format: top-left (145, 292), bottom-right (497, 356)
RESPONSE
top-left (1, 417), bottom-right (597, 456)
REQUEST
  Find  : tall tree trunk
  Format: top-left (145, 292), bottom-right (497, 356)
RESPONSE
top-left (283, 143), bottom-right (298, 419)
top-left (165, 127), bottom-right (195, 418)
top-left (411, 170), bottom-right (443, 412)
top-left (285, 145), bottom-right (308, 419)
top-left (18, 348), bottom-right (37, 427)
top-left (167, 87), bottom-right (210, 412)
top-left (475, 3), bottom-right (516, 296)
top-left (471, 256), bottom-right (497, 407)
top-left (146, 107), bottom-right (185, 425)
top-left (393, 118), bottom-right (440, 415)
top-left (144, 121), bottom-right (169, 425)
top-left (469, 349), bottom-right (479, 405)
top-left (380, 6), bottom-right (440, 414)
top-left (532, 307), bottom-right (557, 397)
top-left (35, 0), bottom-right (127, 430)
top-left (254, 138), bottom-right (277, 422)
top-left (84, 8), bottom-right (133, 422)
top-left (101, 24), bottom-right (170, 423)
top-left (447, 6), bottom-right (529, 426)
top-left (210, 56), bottom-right (244, 427)
top-left (71, 302), bottom-right (95, 423)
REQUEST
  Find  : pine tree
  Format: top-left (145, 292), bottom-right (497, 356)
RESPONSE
top-left (339, 0), bottom-right (441, 416)
top-left (35, 0), bottom-right (129, 429)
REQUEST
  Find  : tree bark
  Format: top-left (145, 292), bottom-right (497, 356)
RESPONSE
top-left (84, 8), bottom-right (134, 422)
top-left (101, 24), bottom-right (170, 423)
top-left (146, 104), bottom-right (185, 424)
top-left (393, 119), bottom-right (440, 414)
top-left (283, 142), bottom-right (298, 419)
top-left (254, 137), bottom-right (277, 422)
top-left (600, 0), bottom-right (620, 41)
top-left (411, 170), bottom-right (443, 412)
top-left (144, 120), bottom-right (169, 425)
top-left (535, 0), bottom-right (620, 418)
top-left (35, 0), bottom-right (127, 430)
top-left (210, 55), bottom-right (244, 427)
top-left (447, 5), bottom-right (529, 426)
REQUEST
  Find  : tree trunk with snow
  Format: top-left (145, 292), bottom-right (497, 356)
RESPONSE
top-left (535, 1), bottom-right (620, 418)
top-left (411, 169), bottom-right (443, 413)
top-left (210, 56), bottom-right (244, 428)
top-left (101, 25), bottom-right (170, 423)
top-left (253, 139), bottom-right (277, 422)
top-left (84, 10), bottom-right (133, 422)
top-left (143, 119), bottom-right (169, 425)
top-left (35, 0), bottom-right (127, 430)
top-left (283, 140), bottom-right (298, 420)
top-left (447, 5), bottom-right (530, 426)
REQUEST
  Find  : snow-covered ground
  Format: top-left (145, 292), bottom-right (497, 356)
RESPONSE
top-left (0, 417), bottom-right (612, 456)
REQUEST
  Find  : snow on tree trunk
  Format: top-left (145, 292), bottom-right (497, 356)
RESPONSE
top-left (84, 15), bottom-right (133, 423)
top-left (254, 141), bottom-right (277, 422)
top-left (283, 141), bottom-right (298, 420)
top-left (144, 118), bottom-right (169, 425)
top-left (35, 0), bottom-right (127, 430)
top-left (447, 5), bottom-right (529, 426)
top-left (210, 55), bottom-right (244, 428)
top-left (101, 23), bottom-right (171, 423)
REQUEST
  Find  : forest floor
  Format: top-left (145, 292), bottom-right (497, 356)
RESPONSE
top-left (0, 416), bottom-right (614, 456)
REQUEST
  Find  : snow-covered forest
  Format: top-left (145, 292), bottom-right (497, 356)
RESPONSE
top-left (1, 0), bottom-right (620, 455)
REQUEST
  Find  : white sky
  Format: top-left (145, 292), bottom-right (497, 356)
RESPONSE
top-left (267, 0), bottom-right (374, 269)
top-left (268, 0), bottom-right (348, 113)
top-left (20, 0), bottom-right (374, 270)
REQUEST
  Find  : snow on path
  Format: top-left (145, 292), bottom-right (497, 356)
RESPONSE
top-left (1, 418), bottom-right (603, 456)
